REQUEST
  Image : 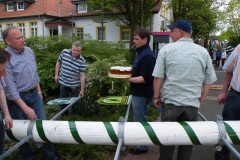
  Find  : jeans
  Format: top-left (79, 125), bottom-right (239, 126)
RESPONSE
top-left (215, 89), bottom-right (240, 160)
top-left (0, 112), bottom-right (5, 160)
top-left (131, 95), bottom-right (151, 150)
top-left (159, 103), bottom-right (198, 160)
top-left (216, 57), bottom-right (221, 67)
top-left (7, 90), bottom-right (58, 160)
top-left (221, 58), bottom-right (226, 67)
top-left (60, 85), bottom-right (79, 116)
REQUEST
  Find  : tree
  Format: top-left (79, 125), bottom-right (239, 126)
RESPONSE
top-left (218, 0), bottom-right (240, 45)
top-left (87, 0), bottom-right (161, 62)
top-left (165, 0), bottom-right (225, 39)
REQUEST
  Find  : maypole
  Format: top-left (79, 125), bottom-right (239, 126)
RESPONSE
top-left (4, 120), bottom-right (240, 146)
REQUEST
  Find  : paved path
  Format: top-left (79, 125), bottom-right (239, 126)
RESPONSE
top-left (120, 67), bottom-right (240, 160)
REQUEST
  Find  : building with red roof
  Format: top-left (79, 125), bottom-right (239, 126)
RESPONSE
top-left (0, 0), bottom-right (172, 50)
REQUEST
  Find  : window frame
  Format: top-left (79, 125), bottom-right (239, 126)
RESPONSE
top-left (78, 4), bottom-right (87, 13)
top-left (120, 26), bottom-right (130, 41)
top-left (17, 23), bottom-right (26, 38)
top-left (76, 27), bottom-right (84, 39)
top-left (30, 22), bottom-right (38, 37)
top-left (6, 3), bottom-right (14, 12)
top-left (17, 2), bottom-right (24, 11)
top-left (96, 26), bottom-right (106, 41)
top-left (6, 23), bottom-right (13, 27)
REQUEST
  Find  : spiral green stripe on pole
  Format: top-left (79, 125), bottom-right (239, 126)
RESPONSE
top-left (36, 120), bottom-right (50, 142)
top-left (69, 121), bottom-right (85, 144)
top-left (179, 122), bottom-right (201, 145)
top-left (141, 122), bottom-right (161, 145)
top-left (5, 129), bottom-right (18, 141)
top-left (103, 122), bottom-right (118, 144)
top-left (224, 122), bottom-right (240, 145)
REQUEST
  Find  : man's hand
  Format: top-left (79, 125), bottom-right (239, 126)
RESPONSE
top-left (4, 115), bottom-right (13, 129)
top-left (79, 90), bottom-right (84, 97)
top-left (23, 107), bottom-right (36, 121)
top-left (217, 92), bottom-right (227, 105)
top-left (54, 75), bottom-right (59, 83)
top-left (38, 92), bottom-right (43, 99)
top-left (154, 98), bottom-right (162, 108)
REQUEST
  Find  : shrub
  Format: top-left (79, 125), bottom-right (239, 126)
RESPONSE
top-left (4, 35), bottom-right (159, 160)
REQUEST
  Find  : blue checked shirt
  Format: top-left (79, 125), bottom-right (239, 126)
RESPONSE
top-left (152, 38), bottom-right (217, 108)
top-left (0, 80), bottom-right (2, 89)
top-left (222, 44), bottom-right (240, 92)
top-left (4, 46), bottom-right (40, 100)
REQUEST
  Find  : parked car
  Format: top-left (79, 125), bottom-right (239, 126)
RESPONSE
top-left (225, 46), bottom-right (236, 54)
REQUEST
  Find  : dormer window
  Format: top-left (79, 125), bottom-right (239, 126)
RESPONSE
top-left (17, 2), bottom-right (24, 10)
top-left (6, 3), bottom-right (14, 12)
top-left (78, 4), bottom-right (87, 13)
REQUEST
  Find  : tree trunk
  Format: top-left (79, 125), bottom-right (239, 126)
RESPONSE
top-left (129, 0), bottom-right (140, 63)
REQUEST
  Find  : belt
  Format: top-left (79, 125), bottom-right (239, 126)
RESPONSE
top-left (231, 88), bottom-right (240, 94)
top-left (20, 88), bottom-right (36, 94)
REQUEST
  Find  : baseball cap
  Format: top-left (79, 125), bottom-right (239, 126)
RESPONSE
top-left (167, 20), bottom-right (192, 33)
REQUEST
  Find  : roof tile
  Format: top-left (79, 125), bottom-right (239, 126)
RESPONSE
top-left (0, 0), bottom-right (161, 19)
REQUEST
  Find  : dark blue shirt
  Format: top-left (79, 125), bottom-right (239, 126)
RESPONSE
top-left (216, 50), bottom-right (222, 58)
top-left (130, 44), bottom-right (156, 98)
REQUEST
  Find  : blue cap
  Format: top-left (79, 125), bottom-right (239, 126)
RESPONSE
top-left (167, 20), bottom-right (192, 33)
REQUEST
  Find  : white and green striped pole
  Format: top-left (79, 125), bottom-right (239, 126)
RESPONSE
top-left (5, 120), bottom-right (240, 146)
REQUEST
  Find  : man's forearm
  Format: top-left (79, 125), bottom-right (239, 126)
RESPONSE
top-left (153, 77), bottom-right (163, 98)
top-left (55, 61), bottom-right (61, 76)
top-left (222, 72), bottom-right (232, 93)
top-left (80, 72), bottom-right (85, 91)
top-left (0, 89), bottom-right (10, 116)
top-left (199, 84), bottom-right (211, 105)
top-left (127, 76), bottom-right (145, 83)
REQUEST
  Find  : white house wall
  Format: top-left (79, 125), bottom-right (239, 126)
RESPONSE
top-left (0, 14), bottom-right (161, 50)
top-left (152, 11), bottom-right (162, 32)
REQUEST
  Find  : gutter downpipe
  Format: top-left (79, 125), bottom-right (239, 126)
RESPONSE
top-left (38, 15), bottom-right (44, 37)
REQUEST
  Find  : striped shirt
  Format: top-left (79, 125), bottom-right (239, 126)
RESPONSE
top-left (222, 44), bottom-right (240, 92)
top-left (152, 38), bottom-right (217, 108)
top-left (58, 49), bottom-right (86, 87)
top-left (4, 46), bottom-right (40, 100)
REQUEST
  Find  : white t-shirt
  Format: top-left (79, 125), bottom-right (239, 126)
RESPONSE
top-left (221, 51), bottom-right (227, 59)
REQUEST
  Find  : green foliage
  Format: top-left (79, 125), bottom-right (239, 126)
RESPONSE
top-left (166, 0), bottom-right (223, 38)
top-left (87, 0), bottom-right (161, 62)
top-left (83, 41), bottom-right (131, 97)
top-left (24, 35), bottom-right (73, 99)
top-left (4, 35), bottom-right (159, 160)
top-left (217, 0), bottom-right (240, 46)
top-left (0, 42), bottom-right (6, 49)
top-left (23, 35), bottom-right (131, 100)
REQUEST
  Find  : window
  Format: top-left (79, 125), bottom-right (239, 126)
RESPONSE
top-left (7, 3), bottom-right (14, 11)
top-left (17, 2), bottom-right (24, 10)
top-left (76, 28), bottom-right (84, 39)
top-left (6, 24), bottom-right (13, 27)
top-left (97, 27), bottom-right (105, 41)
top-left (50, 29), bottom-right (58, 36)
top-left (0, 25), bottom-right (2, 39)
top-left (120, 26), bottom-right (130, 41)
top-left (30, 22), bottom-right (37, 36)
top-left (78, 4), bottom-right (87, 13)
top-left (18, 23), bottom-right (25, 38)
top-left (160, 5), bottom-right (169, 19)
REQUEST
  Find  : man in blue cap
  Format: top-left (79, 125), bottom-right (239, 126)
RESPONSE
top-left (152, 20), bottom-right (217, 160)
